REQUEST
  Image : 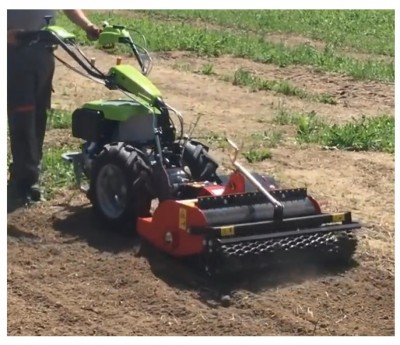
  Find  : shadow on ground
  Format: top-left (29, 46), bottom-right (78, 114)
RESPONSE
top-left (51, 203), bottom-right (141, 253)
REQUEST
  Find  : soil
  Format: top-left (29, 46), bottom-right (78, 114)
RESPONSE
top-left (7, 44), bottom-right (394, 336)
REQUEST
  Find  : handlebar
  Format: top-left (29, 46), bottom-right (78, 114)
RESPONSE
top-left (14, 28), bottom-right (106, 80)
top-left (14, 22), bottom-right (152, 76)
top-left (99, 22), bottom-right (153, 75)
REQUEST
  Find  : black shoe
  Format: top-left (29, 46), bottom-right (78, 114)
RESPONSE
top-left (7, 182), bottom-right (29, 214)
top-left (28, 183), bottom-right (46, 202)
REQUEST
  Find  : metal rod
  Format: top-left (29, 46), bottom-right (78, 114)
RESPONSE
top-left (226, 139), bottom-right (284, 215)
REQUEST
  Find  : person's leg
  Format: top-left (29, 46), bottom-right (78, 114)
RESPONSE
top-left (7, 47), bottom-right (39, 212)
top-left (31, 47), bottom-right (55, 201)
top-left (7, 46), bottom-right (54, 210)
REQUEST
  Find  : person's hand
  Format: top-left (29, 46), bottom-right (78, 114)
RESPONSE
top-left (85, 23), bottom-right (101, 41)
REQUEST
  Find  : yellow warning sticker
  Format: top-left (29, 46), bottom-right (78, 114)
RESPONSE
top-left (332, 213), bottom-right (345, 223)
top-left (179, 208), bottom-right (187, 231)
top-left (220, 226), bottom-right (235, 237)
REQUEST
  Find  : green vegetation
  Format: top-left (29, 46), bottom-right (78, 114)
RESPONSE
top-left (47, 109), bottom-right (71, 129)
top-left (242, 130), bottom-right (283, 163)
top-left (231, 68), bottom-right (336, 104)
top-left (319, 115), bottom-right (394, 153)
top-left (198, 129), bottom-right (282, 162)
top-left (142, 10), bottom-right (394, 56)
top-left (201, 63), bottom-right (216, 75)
top-left (250, 131), bottom-right (284, 148)
top-left (56, 10), bottom-right (394, 82)
top-left (274, 109), bottom-right (394, 153)
top-left (243, 147), bottom-right (272, 163)
top-left (41, 145), bottom-right (79, 196)
top-left (201, 131), bottom-right (229, 150)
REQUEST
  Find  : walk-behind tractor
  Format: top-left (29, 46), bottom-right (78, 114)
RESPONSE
top-left (17, 20), bottom-right (362, 275)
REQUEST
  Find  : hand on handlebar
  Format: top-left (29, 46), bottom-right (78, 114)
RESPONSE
top-left (85, 23), bottom-right (102, 41)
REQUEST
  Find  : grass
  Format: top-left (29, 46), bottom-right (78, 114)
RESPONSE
top-left (201, 63), bottom-right (216, 75)
top-left (55, 11), bottom-right (394, 82)
top-left (200, 131), bottom-right (229, 150)
top-left (197, 129), bottom-right (282, 163)
top-left (140, 10), bottom-right (394, 56)
top-left (319, 115), bottom-right (394, 153)
top-left (172, 62), bottom-right (191, 72)
top-left (230, 68), bottom-right (337, 104)
top-left (7, 135), bottom-right (79, 199)
top-left (242, 130), bottom-right (283, 163)
top-left (43, 108), bottom-right (78, 197)
top-left (41, 145), bottom-right (79, 197)
top-left (273, 109), bottom-right (394, 153)
top-left (250, 131), bottom-right (284, 148)
top-left (243, 147), bottom-right (272, 163)
top-left (47, 109), bottom-right (71, 129)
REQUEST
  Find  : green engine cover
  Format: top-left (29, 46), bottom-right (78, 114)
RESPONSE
top-left (108, 64), bottom-right (162, 106)
top-left (82, 99), bottom-right (161, 122)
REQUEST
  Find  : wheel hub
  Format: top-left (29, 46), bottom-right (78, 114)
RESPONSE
top-left (95, 163), bottom-right (128, 219)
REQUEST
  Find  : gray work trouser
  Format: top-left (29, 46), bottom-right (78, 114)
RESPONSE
top-left (7, 44), bottom-right (55, 188)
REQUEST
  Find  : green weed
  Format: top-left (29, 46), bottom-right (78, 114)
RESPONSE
top-left (201, 131), bottom-right (229, 150)
top-left (41, 145), bottom-right (80, 197)
top-left (201, 63), bottom-right (215, 75)
top-left (321, 115), bottom-right (394, 153)
top-left (273, 109), bottom-right (394, 153)
top-left (294, 112), bottom-right (326, 143)
top-left (173, 62), bottom-right (191, 72)
top-left (233, 68), bottom-right (307, 97)
top-left (241, 129), bottom-right (283, 162)
top-left (47, 109), bottom-right (71, 129)
top-left (317, 93), bottom-right (337, 105)
top-left (273, 107), bottom-right (297, 125)
top-left (250, 130), bottom-right (283, 148)
top-left (233, 69), bottom-right (336, 104)
top-left (243, 147), bottom-right (272, 163)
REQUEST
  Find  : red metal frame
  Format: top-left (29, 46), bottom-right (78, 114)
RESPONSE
top-left (136, 169), bottom-right (323, 258)
top-left (137, 199), bottom-right (207, 257)
top-left (222, 170), bottom-right (246, 194)
top-left (136, 171), bottom-right (247, 258)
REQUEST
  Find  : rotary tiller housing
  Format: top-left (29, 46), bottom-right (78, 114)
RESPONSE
top-left (137, 167), bottom-right (360, 274)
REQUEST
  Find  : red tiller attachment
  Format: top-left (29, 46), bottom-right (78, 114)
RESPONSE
top-left (137, 139), bottom-right (361, 275)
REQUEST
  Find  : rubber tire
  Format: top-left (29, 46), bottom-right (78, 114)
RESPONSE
top-left (88, 142), bottom-right (154, 232)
